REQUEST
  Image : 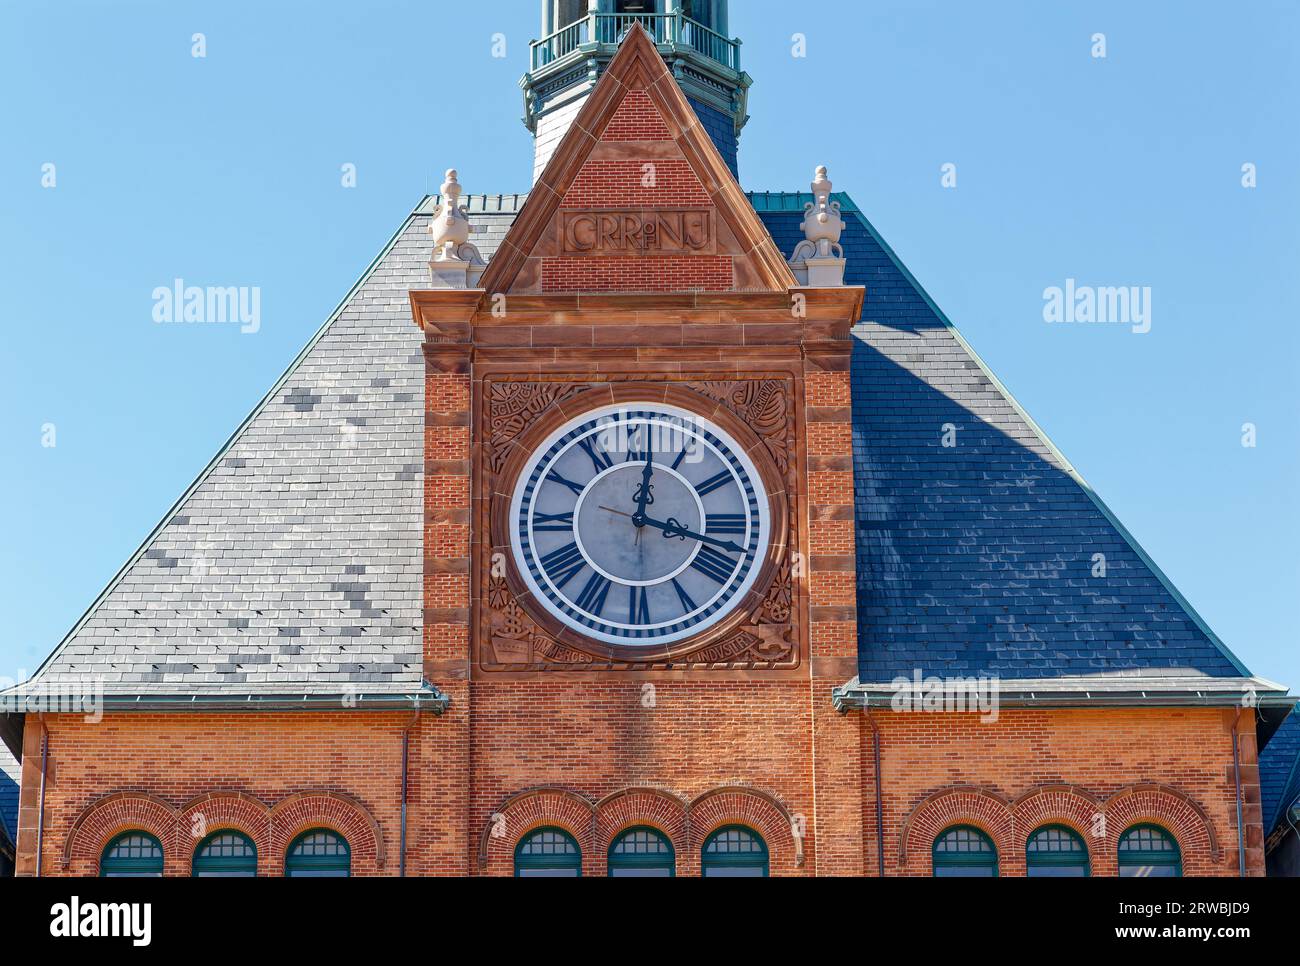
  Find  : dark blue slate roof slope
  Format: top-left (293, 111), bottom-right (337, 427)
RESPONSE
top-left (754, 199), bottom-right (1249, 684)
top-left (0, 742), bottom-right (17, 854)
top-left (1261, 709), bottom-right (1300, 836)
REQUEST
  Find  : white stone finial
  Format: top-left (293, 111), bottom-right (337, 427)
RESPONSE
top-left (788, 164), bottom-right (846, 286)
top-left (428, 168), bottom-right (486, 289)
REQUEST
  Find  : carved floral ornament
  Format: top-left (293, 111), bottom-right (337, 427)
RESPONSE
top-left (478, 378), bottom-right (802, 672)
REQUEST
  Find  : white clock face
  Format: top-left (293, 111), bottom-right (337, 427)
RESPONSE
top-left (509, 403), bottom-right (771, 646)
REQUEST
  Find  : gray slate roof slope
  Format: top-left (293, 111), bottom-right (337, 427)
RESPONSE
top-left (9, 202), bottom-right (518, 696)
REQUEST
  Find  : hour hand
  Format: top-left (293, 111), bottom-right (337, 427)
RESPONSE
top-left (639, 515), bottom-right (746, 555)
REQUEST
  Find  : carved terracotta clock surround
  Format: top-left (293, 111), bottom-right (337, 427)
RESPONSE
top-left (484, 377), bottom-right (795, 671)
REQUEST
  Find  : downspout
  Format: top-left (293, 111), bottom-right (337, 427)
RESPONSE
top-left (36, 719), bottom-right (49, 878)
top-left (866, 709), bottom-right (885, 877)
top-left (400, 707), bottom-right (420, 877)
top-left (1232, 715), bottom-right (1245, 877)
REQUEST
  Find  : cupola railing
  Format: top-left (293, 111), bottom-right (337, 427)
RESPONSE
top-left (530, 10), bottom-right (740, 72)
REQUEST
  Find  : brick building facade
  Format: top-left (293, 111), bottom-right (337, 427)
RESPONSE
top-left (3, 12), bottom-right (1294, 878)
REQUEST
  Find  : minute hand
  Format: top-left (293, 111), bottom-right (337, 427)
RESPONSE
top-left (631, 455), bottom-right (654, 525)
top-left (638, 515), bottom-right (746, 555)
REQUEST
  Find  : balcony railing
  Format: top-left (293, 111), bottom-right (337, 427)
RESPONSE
top-left (530, 11), bottom-right (741, 72)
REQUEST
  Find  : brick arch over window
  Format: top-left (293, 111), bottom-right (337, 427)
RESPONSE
top-left (898, 787), bottom-right (1014, 874)
top-left (1101, 784), bottom-right (1222, 875)
top-left (177, 792), bottom-right (271, 875)
top-left (62, 792), bottom-right (179, 875)
top-left (595, 787), bottom-right (688, 875)
top-left (688, 786), bottom-right (804, 875)
top-left (478, 787), bottom-right (597, 876)
top-left (268, 790), bottom-right (386, 875)
top-left (1009, 785), bottom-right (1103, 876)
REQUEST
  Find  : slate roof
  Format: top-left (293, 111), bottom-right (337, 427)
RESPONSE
top-left (0, 741), bottom-right (17, 856)
top-left (3, 186), bottom-right (1268, 701)
top-left (755, 196), bottom-right (1251, 685)
top-left (6, 200), bottom-right (519, 698)
top-left (1261, 708), bottom-right (1300, 837)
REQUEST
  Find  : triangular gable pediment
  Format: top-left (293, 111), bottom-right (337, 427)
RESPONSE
top-left (481, 22), bottom-right (795, 295)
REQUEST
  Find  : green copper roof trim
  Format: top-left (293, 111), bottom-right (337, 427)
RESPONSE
top-left (839, 199), bottom-right (1251, 679)
top-left (18, 204), bottom-right (426, 693)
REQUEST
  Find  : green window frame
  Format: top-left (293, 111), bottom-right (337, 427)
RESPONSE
top-left (1118, 824), bottom-right (1182, 877)
top-left (515, 827), bottom-right (582, 877)
top-left (608, 826), bottom-right (675, 877)
top-left (100, 831), bottom-right (164, 878)
top-left (1026, 825), bottom-right (1090, 877)
top-left (192, 830), bottom-right (257, 877)
top-left (701, 825), bottom-right (769, 877)
top-left (932, 825), bottom-right (998, 877)
top-left (285, 829), bottom-right (350, 878)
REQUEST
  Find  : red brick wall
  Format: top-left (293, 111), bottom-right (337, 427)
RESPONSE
top-left (862, 706), bottom-right (1260, 877)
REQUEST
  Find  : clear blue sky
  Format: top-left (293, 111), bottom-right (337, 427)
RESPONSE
top-left (1, 0), bottom-right (1296, 688)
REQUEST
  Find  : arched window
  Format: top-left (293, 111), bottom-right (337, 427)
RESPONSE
top-left (100, 831), bottom-right (164, 877)
top-left (701, 825), bottom-right (769, 877)
top-left (608, 826), bottom-right (675, 877)
top-left (515, 827), bottom-right (582, 877)
top-left (192, 830), bottom-right (257, 877)
top-left (1118, 824), bottom-right (1182, 877)
top-left (932, 826), bottom-right (998, 877)
top-left (285, 829), bottom-right (350, 878)
top-left (1026, 825), bottom-right (1089, 877)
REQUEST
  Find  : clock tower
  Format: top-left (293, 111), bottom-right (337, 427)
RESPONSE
top-left (412, 24), bottom-right (866, 873)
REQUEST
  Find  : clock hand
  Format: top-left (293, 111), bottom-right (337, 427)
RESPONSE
top-left (598, 505), bottom-right (635, 519)
top-left (630, 454), bottom-right (654, 527)
top-left (636, 514), bottom-right (746, 555)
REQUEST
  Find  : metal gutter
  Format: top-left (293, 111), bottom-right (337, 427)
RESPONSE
top-left (833, 683), bottom-right (1296, 714)
top-left (77, 688), bottom-right (451, 714)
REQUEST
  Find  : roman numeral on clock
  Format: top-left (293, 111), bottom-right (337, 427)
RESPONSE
top-left (690, 544), bottom-right (738, 583)
top-left (539, 542), bottom-right (586, 587)
top-left (577, 437), bottom-right (612, 472)
top-left (574, 571), bottom-right (612, 615)
top-left (546, 470), bottom-right (586, 496)
top-left (533, 511), bottom-right (574, 532)
top-left (694, 469), bottom-right (733, 496)
top-left (706, 513), bottom-right (746, 534)
top-left (624, 425), bottom-right (649, 463)
top-left (628, 585), bottom-right (651, 624)
top-left (671, 578), bottom-right (697, 613)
